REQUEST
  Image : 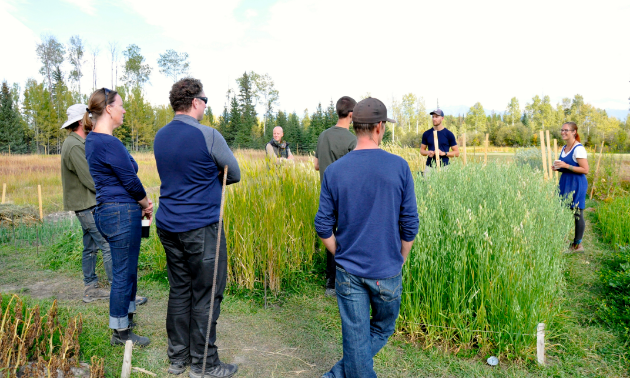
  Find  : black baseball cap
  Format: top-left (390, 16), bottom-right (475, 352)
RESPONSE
top-left (430, 109), bottom-right (444, 117)
top-left (353, 97), bottom-right (396, 124)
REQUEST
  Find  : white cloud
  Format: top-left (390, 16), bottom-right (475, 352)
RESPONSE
top-left (0, 1), bottom-right (41, 86)
top-left (60, 0), bottom-right (96, 15)
top-left (245, 8), bottom-right (258, 19)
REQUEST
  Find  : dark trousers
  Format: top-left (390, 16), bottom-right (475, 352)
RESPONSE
top-left (326, 251), bottom-right (336, 288)
top-left (157, 223), bottom-right (227, 368)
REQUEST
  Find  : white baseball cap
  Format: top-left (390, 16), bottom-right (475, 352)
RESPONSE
top-left (60, 103), bottom-right (87, 129)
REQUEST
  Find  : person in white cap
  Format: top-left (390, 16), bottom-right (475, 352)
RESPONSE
top-left (60, 104), bottom-right (113, 302)
top-left (61, 104), bottom-right (150, 307)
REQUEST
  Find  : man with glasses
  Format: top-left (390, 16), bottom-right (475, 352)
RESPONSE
top-left (315, 98), bottom-right (419, 378)
top-left (154, 78), bottom-right (241, 378)
top-left (420, 109), bottom-right (459, 177)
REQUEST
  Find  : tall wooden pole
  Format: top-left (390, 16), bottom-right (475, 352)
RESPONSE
top-left (38, 185), bottom-right (43, 221)
top-left (553, 139), bottom-right (558, 181)
top-left (546, 130), bottom-right (553, 177)
top-left (1, 183), bottom-right (5, 204)
top-left (589, 142), bottom-right (605, 200)
top-left (462, 133), bottom-right (467, 166)
top-left (540, 131), bottom-right (548, 180)
top-left (484, 133), bottom-right (489, 166)
top-left (433, 130), bottom-right (441, 171)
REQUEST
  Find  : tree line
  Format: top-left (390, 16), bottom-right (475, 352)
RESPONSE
top-left (1, 34), bottom-right (629, 154)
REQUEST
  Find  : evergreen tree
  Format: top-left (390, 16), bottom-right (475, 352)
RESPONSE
top-left (235, 72), bottom-right (257, 148)
top-left (218, 106), bottom-right (230, 137)
top-left (0, 82), bottom-right (28, 153)
top-left (227, 96), bottom-right (240, 146)
top-left (286, 112), bottom-right (303, 153)
top-left (308, 103), bottom-right (325, 151)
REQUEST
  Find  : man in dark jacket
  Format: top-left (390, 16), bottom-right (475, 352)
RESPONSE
top-left (154, 78), bottom-right (241, 378)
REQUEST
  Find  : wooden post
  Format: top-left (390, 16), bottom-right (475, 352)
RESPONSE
top-left (8, 145), bottom-right (10, 155)
top-left (546, 130), bottom-right (553, 177)
top-left (2, 183), bottom-right (6, 204)
top-left (484, 133), bottom-right (489, 166)
top-left (37, 185), bottom-right (43, 221)
top-left (537, 323), bottom-right (545, 366)
top-left (553, 139), bottom-right (559, 181)
top-left (121, 340), bottom-right (133, 378)
top-left (539, 131), bottom-right (548, 180)
top-left (433, 130), bottom-right (441, 171)
top-left (589, 141), bottom-right (605, 200)
top-left (462, 133), bottom-right (467, 166)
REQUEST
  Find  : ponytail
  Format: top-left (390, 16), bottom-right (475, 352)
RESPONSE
top-left (563, 122), bottom-right (580, 143)
top-left (84, 87), bottom-right (118, 133)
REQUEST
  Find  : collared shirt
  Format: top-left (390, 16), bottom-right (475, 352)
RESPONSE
top-left (61, 132), bottom-right (97, 211)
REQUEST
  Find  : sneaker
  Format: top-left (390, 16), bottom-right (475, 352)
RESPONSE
top-left (325, 288), bottom-right (336, 297)
top-left (189, 362), bottom-right (238, 378)
top-left (168, 359), bottom-right (190, 375)
top-left (110, 328), bottom-right (150, 347)
top-left (83, 283), bottom-right (110, 303)
top-left (135, 295), bottom-right (148, 306)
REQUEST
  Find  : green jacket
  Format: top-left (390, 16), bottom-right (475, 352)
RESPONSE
top-left (61, 132), bottom-right (96, 212)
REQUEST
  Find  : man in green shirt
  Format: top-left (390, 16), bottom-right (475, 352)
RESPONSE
top-left (61, 104), bottom-right (113, 303)
top-left (314, 96), bottom-right (357, 296)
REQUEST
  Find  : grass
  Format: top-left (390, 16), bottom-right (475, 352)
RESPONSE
top-left (594, 195), bottom-right (630, 248)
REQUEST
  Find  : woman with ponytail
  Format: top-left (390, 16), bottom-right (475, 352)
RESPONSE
top-left (84, 88), bottom-right (153, 346)
top-left (552, 122), bottom-right (590, 252)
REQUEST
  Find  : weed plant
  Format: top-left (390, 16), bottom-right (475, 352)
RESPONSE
top-left (400, 161), bottom-right (573, 359)
top-left (595, 195), bottom-right (630, 248)
top-left (597, 245), bottom-right (630, 339)
top-left (514, 147), bottom-right (543, 171)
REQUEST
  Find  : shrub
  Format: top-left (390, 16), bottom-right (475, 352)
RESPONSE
top-left (399, 161), bottom-right (573, 359)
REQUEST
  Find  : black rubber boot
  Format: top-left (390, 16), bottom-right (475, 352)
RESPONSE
top-left (189, 362), bottom-right (238, 378)
top-left (128, 313), bottom-right (137, 329)
top-left (110, 328), bottom-right (150, 347)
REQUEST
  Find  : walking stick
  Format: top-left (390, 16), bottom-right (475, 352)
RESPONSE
top-left (201, 165), bottom-right (228, 375)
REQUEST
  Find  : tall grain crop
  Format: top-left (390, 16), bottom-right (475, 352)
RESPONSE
top-left (399, 161), bottom-right (573, 358)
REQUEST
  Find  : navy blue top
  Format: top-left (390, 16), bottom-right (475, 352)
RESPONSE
top-left (314, 149), bottom-right (419, 279)
top-left (421, 127), bottom-right (457, 167)
top-left (154, 115), bottom-right (241, 233)
top-left (85, 132), bottom-right (146, 204)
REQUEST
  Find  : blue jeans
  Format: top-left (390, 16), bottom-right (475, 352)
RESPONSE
top-left (75, 207), bottom-right (113, 286)
top-left (94, 202), bottom-right (142, 329)
top-left (325, 266), bottom-right (402, 378)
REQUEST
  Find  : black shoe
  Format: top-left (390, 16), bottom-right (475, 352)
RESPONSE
top-left (135, 295), bottom-right (148, 306)
top-left (110, 328), bottom-right (150, 347)
top-left (169, 359), bottom-right (190, 375)
top-left (189, 362), bottom-right (238, 378)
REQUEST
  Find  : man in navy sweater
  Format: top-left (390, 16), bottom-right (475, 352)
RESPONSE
top-left (154, 78), bottom-right (240, 378)
top-left (315, 98), bottom-right (419, 378)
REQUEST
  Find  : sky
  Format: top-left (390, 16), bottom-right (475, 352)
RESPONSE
top-left (1, 0), bottom-right (628, 119)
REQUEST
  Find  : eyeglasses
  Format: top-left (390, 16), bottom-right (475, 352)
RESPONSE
top-left (560, 129), bottom-right (573, 133)
top-left (188, 96), bottom-right (208, 104)
top-left (102, 88), bottom-right (112, 107)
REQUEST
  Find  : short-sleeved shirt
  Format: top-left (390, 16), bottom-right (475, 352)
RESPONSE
top-left (421, 127), bottom-right (457, 167)
top-left (560, 144), bottom-right (587, 163)
top-left (315, 126), bottom-right (357, 182)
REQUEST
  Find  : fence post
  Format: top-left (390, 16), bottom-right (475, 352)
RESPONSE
top-left (537, 323), bottom-right (545, 366)
top-left (545, 130), bottom-right (553, 176)
top-left (589, 141), bottom-right (605, 200)
top-left (484, 134), bottom-right (489, 166)
top-left (37, 185), bottom-right (43, 221)
top-left (2, 183), bottom-right (5, 204)
top-left (462, 133), bottom-right (467, 166)
top-left (121, 340), bottom-right (133, 378)
top-left (539, 131), bottom-right (548, 180)
top-left (553, 139), bottom-right (558, 181)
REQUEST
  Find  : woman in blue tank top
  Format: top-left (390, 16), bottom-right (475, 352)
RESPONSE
top-left (552, 122), bottom-right (589, 252)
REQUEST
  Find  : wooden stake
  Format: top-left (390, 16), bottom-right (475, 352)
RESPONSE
top-left (537, 323), bottom-right (545, 366)
top-left (121, 340), bottom-right (133, 378)
top-left (2, 183), bottom-right (6, 204)
top-left (484, 133), bottom-right (489, 166)
top-left (132, 367), bottom-right (156, 377)
top-left (546, 130), bottom-right (553, 177)
top-left (37, 185), bottom-right (43, 221)
top-left (553, 139), bottom-right (558, 181)
top-left (589, 141), bottom-right (605, 200)
top-left (433, 130), bottom-right (441, 171)
top-left (539, 131), bottom-right (548, 180)
top-left (462, 133), bottom-right (467, 166)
